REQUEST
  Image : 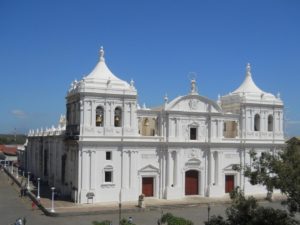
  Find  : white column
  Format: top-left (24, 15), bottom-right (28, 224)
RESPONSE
top-left (220, 120), bottom-right (224, 138)
top-left (80, 100), bottom-right (84, 135)
top-left (81, 151), bottom-right (89, 190)
top-left (240, 149), bottom-right (245, 190)
top-left (200, 169), bottom-right (205, 196)
top-left (121, 150), bottom-right (125, 189)
top-left (217, 152), bottom-right (223, 186)
top-left (129, 151), bottom-right (133, 188)
top-left (78, 150), bottom-right (82, 203)
top-left (90, 151), bottom-right (96, 190)
top-left (85, 101), bottom-right (91, 126)
top-left (129, 103), bottom-right (132, 127)
top-left (124, 103), bottom-right (129, 128)
top-left (167, 151), bottom-right (173, 187)
top-left (123, 151), bottom-right (129, 189)
top-left (173, 151), bottom-right (179, 187)
top-left (214, 151), bottom-right (218, 185)
top-left (92, 101), bottom-right (96, 127)
top-left (209, 150), bottom-right (214, 186)
top-left (107, 102), bottom-right (112, 127)
top-left (161, 150), bottom-right (166, 198)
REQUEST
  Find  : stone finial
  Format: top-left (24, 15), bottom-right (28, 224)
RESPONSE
top-left (246, 63), bottom-right (251, 77)
top-left (164, 93), bottom-right (168, 103)
top-left (188, 72), bottom-right (198, 95)
top-left (130, 79), bottom-right (135, 87)
top-left (190, 79), bottom-right (198, 94)
top-left (277, 92), bottom-right (281, 99)
top-left (100, 46), bottom-right (105, 62)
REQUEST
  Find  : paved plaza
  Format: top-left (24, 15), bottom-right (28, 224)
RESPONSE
top-left (0, 168), bottom-right (291, 225)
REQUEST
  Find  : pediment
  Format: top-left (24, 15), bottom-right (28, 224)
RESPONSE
top-left (223, 164), bottom-right (239, 171)
top-left (104, 165), bottom-right (113, 170)
top-left (166, 95), bottom-right (222, 113)
top-left (138, 164), bottom-right (159, 173)
top-left (185, 158), bottom-right (201, 166)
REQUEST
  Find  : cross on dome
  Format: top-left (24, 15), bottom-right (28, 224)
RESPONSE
top-left (100, 46), bottom-right (105, 62)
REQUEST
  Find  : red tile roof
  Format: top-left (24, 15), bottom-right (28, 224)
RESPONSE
top-left (0, 145), bottom-right (17, 156)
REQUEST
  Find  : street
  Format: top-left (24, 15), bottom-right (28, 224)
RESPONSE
top-left (0, 171), bottom-right (291, 225)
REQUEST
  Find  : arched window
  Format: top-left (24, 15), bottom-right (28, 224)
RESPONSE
top-left (268, 115), bottom-right (273, 131)
top-left (114, 107), bottom-right (122, 127)
top-left (254, 114), bottom-right (260, 131)
top-left (96, 106), bottom-right (104, 127)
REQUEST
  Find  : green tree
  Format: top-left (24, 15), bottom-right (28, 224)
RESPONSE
top-left (244, 138), bottom-right (300, 213)
top-left (205, 188), bottom-right (299, 225)
top-left (161, 212), bottom-right (194, 225)
top-left (92, 221), bottom-right (111, 225)
top-left (92, 218), bottom-right (137, 225)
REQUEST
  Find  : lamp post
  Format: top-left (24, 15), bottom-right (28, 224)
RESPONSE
top-left (11, 163), bottom-right (13, 174)
top-left (22, 170), bottom-right (25, 177)
top-left (207, 203), bottom-right (211, 223)
top-left (119, 189), bottom-right (122, 225)
top-left (27, 172), bottom-right (30, 190)
top-left (51, 187), bottom-right (55, 212)
top-left (37, 178), bottom-right (41, 199)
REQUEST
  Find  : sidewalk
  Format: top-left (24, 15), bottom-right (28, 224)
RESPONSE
top-left (3, 167), bottom-right (286, 217)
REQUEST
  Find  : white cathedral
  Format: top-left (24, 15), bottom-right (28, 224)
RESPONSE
top-left (26, 47), bottom-right (284, 204)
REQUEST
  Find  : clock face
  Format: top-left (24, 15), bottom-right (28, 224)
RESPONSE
top-left (189, 99), bottom-right (198, 110)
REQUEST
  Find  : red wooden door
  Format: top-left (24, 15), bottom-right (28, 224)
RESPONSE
top-left (142, 177), bottom-right (154, 197)
top-left (225, 175), bottom-right (235, 193)
top-left (185, 170), bottom-right (199, 195)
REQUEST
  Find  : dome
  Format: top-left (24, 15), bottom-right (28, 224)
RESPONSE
top-left (84, 47), bottom-right (131, 89)
top-left (233, 63), bottom-right (266, 94)
top-left (221, 63), bottom-right (282, 106)
top-left (68, 47), bottom-right (136, 96)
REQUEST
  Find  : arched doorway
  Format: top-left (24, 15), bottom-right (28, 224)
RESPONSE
top-left (185, 170), bottom-right (199, 195)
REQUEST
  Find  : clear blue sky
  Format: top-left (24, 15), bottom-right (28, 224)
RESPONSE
top-left (1, 0), bottom-right (300, 137)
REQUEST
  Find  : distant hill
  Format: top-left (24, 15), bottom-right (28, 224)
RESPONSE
top-left (0, 134), bottom-right (27, 145)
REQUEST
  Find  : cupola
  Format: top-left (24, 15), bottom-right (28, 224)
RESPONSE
top-left (67, 47), bottom-right (137, 96)
top-left (221, 63), bottom-right (282, 106)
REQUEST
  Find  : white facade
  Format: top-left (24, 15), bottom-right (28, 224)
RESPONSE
top-left (26, 48), bottom-right (284, 204)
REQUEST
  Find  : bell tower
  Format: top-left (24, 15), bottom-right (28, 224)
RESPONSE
top-left (65, 47), bottom-right (139, 139)
top-left (221, 63), bottom-right (284, 141)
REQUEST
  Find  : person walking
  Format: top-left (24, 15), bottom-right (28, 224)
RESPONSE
top-left (31, 201), bottom-right (36, 210)
top-left (20, 187), bottom-right (23, 197)
top-left (22, 217), bottom-right (26, 225)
